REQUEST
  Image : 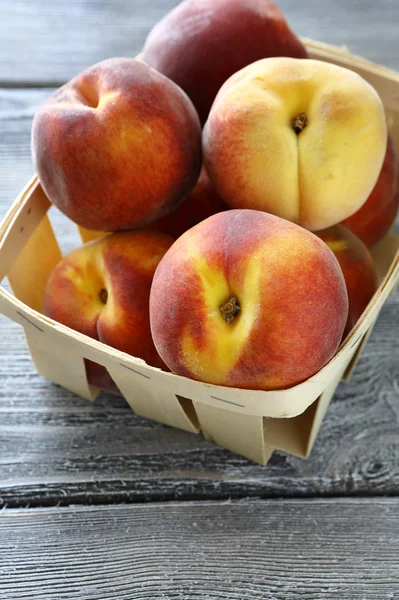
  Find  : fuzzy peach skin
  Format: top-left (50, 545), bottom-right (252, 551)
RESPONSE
top-left (32, 58), bottom-right (202, 232)
top-left (150, 210), bottom-right (348, 391)
top-left (78, 168), bottom-right (227, 243)
top-left (143, 0), bottom-right (308, 125)
top-left (203, 57), bottom-right (387, 231)
top-left (316, 225), bottom-right (378, 338)
top-left (145, 167), bottom-right (228, 238)
top-left (341, 136), bottom-right (398, 247)
top-left (43, 230), bottom-right (173, 393)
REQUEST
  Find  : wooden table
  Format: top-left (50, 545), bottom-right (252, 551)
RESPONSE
top-left (0, 1), bottom-right (398, 598)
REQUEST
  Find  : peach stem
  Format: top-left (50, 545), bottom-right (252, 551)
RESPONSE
top-left (292, 112), bottom-right (308, 134)
top-left (219, 296), bottom-right (241, 325)
top-left (99, 288), bottom-right (108, 304)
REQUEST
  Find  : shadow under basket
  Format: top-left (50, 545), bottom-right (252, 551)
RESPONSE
top-left (1, 40), bottom-right (399, 465)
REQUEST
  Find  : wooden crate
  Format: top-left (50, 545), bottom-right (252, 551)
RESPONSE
top-left (0, 40), bottom-right (398, 464)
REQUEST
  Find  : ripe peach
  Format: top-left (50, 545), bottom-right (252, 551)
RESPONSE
top-left (316, 225), bottom-right (378, 337)
top-left (32, 58), bottom-right (202, 232)
top-left (85, 360), bottom-right (120, 396)
top-left (150, 210), bottom-right (348, 391)
top-left (43, 230), bottom-right (173, 392)
top-left (143, 0), bottom-right (308, 125)
top-left (341, 136), bottom-right (398, 247)
top-left (146, 167), bottom-right (228, 238)
top-left (203, 57), bottom-right (387, 231)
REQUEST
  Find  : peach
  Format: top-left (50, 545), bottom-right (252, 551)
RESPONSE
top-left (142, 0), bottom-right (308, 125)
top-left (316, 225), bottom-right (378, 337)
top-left (85, 360), bottom-right (120, 396)
top-left (43, 230), bottom-right (173, 393)
top-left (150, 209), bottom-right (348, 391)
top-left (203, 57), bottom-right (387, 231)
top-left (32, 58), bottom-right (202, 232)
top-left (146, 167), bottom-right (228, 238)
top-left (341, 136), bottom-right (398, 247)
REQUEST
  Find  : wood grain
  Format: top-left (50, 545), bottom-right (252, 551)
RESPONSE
top-left (1, 499), bottom-right (399, 599)
top-left (1, 0), bottom-right (399, 86)
top-left (0, 0), bottom-right (399, 507)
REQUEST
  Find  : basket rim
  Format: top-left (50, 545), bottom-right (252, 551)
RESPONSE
top-left (303, 37), bottom-right (399, 82)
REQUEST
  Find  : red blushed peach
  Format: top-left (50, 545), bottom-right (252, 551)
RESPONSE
top-left (150, 210), bottom-right (348, 391)
top-left (341, 136), bottom-right (398, 247)
top-left (143, 0), bottom-right (308, 125)
top-left (43, 230), bottom-right (173, 393)
top-left (32, 58), bottom-right (202, 231)
top-left (316, 225), bottom-right (378, 338)
top-left (145, 167), bottom-right (228, 238)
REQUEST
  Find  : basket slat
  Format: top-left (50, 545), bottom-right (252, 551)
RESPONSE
top-left (342, 327), bottom-right (374, 381)
top-left (26, 328), bottom-right (99, 401)
top-left (109, 364), bottom-right (200, 433)
top-left (194, 402), bottom-right (272, 464)
top-left (7, 215), bottom-right (62, 313)
top-left (0, 178), bottom-right (50, 282)
top-left (305, 367), bottom-right (347, 456)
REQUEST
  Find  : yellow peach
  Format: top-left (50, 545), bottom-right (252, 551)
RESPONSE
top-left (43, 230), bottom-right (173, 392)
top-left (203, 57), bottom-right (387, 231)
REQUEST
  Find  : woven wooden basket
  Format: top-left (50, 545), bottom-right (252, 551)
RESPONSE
top-left (1, 40), bottom-right (398, 465)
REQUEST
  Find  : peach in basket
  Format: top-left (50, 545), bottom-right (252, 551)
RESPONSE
top-left (43, 230), bottom-right (174, 393)
top-left (341, 136), bottom-right (399, 247)
top-left (150, 210), bottom-right (349, 391)
top-left (203, 57), bottom-right (387, 231)
top-left (32, 58), bottom-right (202, 232)
top-left (316, 224), bottom-right (378, 338)
top-left (143, 0), bottom-right (308, 125)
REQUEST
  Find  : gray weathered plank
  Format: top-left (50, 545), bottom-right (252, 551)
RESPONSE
top-left (0, 0), bottom-right (399, 506)
top-left (0, 0), bottom-right (399, 86)
top-left (1, 499), bottom-right (398, 599)
top-left (0, 89), bottom-right (51, 215)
